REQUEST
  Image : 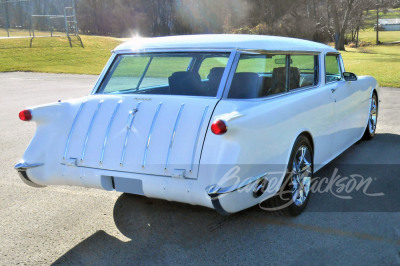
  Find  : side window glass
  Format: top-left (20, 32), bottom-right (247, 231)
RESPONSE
top-left (103, 56), bottom-right (192, 93)
top-left (139, 56), bottom-right (192, 89)
top-left (228, 54), bottom-right (288, 99)
top-left (104, 56), bottom-right (151, 93)
top-left (290, 55), bottom-right (318, 89)
top-left (198, 57), bottom-right (229, 80)
top-left (325, 54), bottom-right (342, 83)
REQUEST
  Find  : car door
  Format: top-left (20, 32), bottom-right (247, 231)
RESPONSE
top-left (325, 53), bottom-right (360, 156)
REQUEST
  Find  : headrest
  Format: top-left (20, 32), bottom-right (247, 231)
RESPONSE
top-left (228, 72), bottom-right (261, 99)
top-left (168, 71), bottom-right (202, 96)
top-left (208, 67), bottom-right (225, 79)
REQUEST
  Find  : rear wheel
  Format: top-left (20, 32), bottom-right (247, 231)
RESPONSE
top-left (363, 93), bottom-right (378, 140)
top-left (263, 135), bottom-right (313, 216)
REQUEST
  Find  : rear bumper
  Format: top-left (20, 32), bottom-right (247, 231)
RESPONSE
top-left (14, 162), bottom-right (46, 188)
top-left (14, 162), bottom-right (275, 214)
top-left (206, 172), bottom-right (269, 215)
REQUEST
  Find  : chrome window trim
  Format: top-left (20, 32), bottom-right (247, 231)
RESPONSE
top-left (238, 49), bottom-right (321, 55)
top-left (221, 50), bottom-right (241, 99)
top-left (115, 48), bottom-right (322, 55)
top-left (114, 48), bottom-right (237, 54)
top-left (216, 49), bottom-right (239, 99)
top-left (135, 57), bottom-right (153, 90)
top-left (338, 54), bottom-right (346, 73)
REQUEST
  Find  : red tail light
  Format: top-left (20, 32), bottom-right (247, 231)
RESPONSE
top-left (19, 109), bottom-right (32, 121)
top-left (211, 120), bottom-right (227, 135)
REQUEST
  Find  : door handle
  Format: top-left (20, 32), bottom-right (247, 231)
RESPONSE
top-left (331, 87), bottom-right (337, 93)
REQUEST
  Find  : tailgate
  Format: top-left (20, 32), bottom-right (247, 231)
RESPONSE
top-left (62, 95), bottom-right (217, 179)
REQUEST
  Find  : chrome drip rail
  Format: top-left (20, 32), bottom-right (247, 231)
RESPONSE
top-left (81, 100), bottom-right (104, 162)
top-left (100, 100), bottom-right (122, 165)
top-left (63, 101), bottom-right (86, 160)
top-left (165, 104), bottom-right (185, 170)
top-left (142, 103), bottom-right (162, 168)
top-left (120, 102), bottom-right (142, 166)
top-left (190, 105), bottom-right (209, 173)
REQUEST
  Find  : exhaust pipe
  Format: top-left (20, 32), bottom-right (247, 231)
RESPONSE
top-left (253, 178), bottom-right (269, 198)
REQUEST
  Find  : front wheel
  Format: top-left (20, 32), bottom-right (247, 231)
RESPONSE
top-left (262, 135), bottom-right (313, 216)
top-left (363, 93), bottom-right (378, 140)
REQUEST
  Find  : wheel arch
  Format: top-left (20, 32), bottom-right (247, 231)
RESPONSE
top-left (298, 131), bottom-right (314, 158)
top-left (289, 130), bottom-right (315, 164)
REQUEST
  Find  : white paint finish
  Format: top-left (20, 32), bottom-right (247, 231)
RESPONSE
top-left (17, 35), bottom-right (379, 213)
top-left (115, 34), bottom-right (337, 54)
top-left (23, 94), bottom-right (218, 182)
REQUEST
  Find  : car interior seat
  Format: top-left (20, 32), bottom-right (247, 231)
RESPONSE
top-left (168, 71), bottom-right (202, 96)
top-left (228, 72), bottom-right (261, 99)
top-left (207, 67), bottom-right (225, 96)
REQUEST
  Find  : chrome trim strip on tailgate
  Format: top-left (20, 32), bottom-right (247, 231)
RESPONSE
top-left (190, 105), bottom-right (209, 173)
top-left (165, 104), bottom-right (185, 170)
top-left (81, 100), bottom-right (104, 161)
top-left (142, 103), bottom-right (162, 168)
top-left (100, 100), bottom-right (122, 165)
top-left (120, 102), bottom-right (142, 166)
top-left (63, 101), bottom-right (86, 160)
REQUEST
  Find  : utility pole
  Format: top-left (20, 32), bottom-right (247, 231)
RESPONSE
top-left (4, 0), bottom-right (10, 37)
top-left (376, 4), bottom-right (379, 45)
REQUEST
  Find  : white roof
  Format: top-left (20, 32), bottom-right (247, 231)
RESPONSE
top-left (115, 34), bottom-right (337, 53)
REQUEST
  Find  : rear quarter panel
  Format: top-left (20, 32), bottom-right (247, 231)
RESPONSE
top-left (199, 86), bottom-right (336, 212)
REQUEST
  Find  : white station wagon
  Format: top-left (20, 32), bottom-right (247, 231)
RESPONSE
top-left (16, 35), bottom-right (379, 215)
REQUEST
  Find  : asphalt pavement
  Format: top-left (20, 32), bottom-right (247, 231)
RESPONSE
top-left (0, 72), bottom-right (399, 265)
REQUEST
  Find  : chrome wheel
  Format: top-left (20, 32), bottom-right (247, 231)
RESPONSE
top-left (368, 95), bottom-right (378, 134)
top-left (291, 146), bottom-right (312, 206)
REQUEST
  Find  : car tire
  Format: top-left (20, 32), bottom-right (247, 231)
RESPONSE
top-left (363, 93), bottom-right (378, 140)
top-left (261, 135), bottom-right (313, 216)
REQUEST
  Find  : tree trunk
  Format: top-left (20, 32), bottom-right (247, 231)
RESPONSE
top-left (356, 27), bottom-right (359, 48)
top-left (329, 0), bottom-right (354, 51)
top-left (376, 7), bottom-right (380, 45)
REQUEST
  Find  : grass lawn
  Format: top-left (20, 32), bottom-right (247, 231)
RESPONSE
top-left (0, 34), bottom-right (121, 74)
top-left (342, 45), bottom-right (400, 88)
top-left (0, 30), bottom-right (399, 87)
top-left (342, 8), bottom-right (400, 87)
top-left (356, 28), bottom-right (400, 44)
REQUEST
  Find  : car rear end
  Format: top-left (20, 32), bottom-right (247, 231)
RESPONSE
top-left (15, 50), bottom-right (237, 210)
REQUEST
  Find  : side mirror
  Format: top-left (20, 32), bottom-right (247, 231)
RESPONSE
top-left (343, 72), bottom-right (358, 82)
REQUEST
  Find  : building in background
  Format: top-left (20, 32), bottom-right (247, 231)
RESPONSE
top-left (375, 18), bottom-right (400, 31)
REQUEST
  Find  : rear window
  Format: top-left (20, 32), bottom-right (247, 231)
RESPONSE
top-left (97, 52), bottom-right (230, 97)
